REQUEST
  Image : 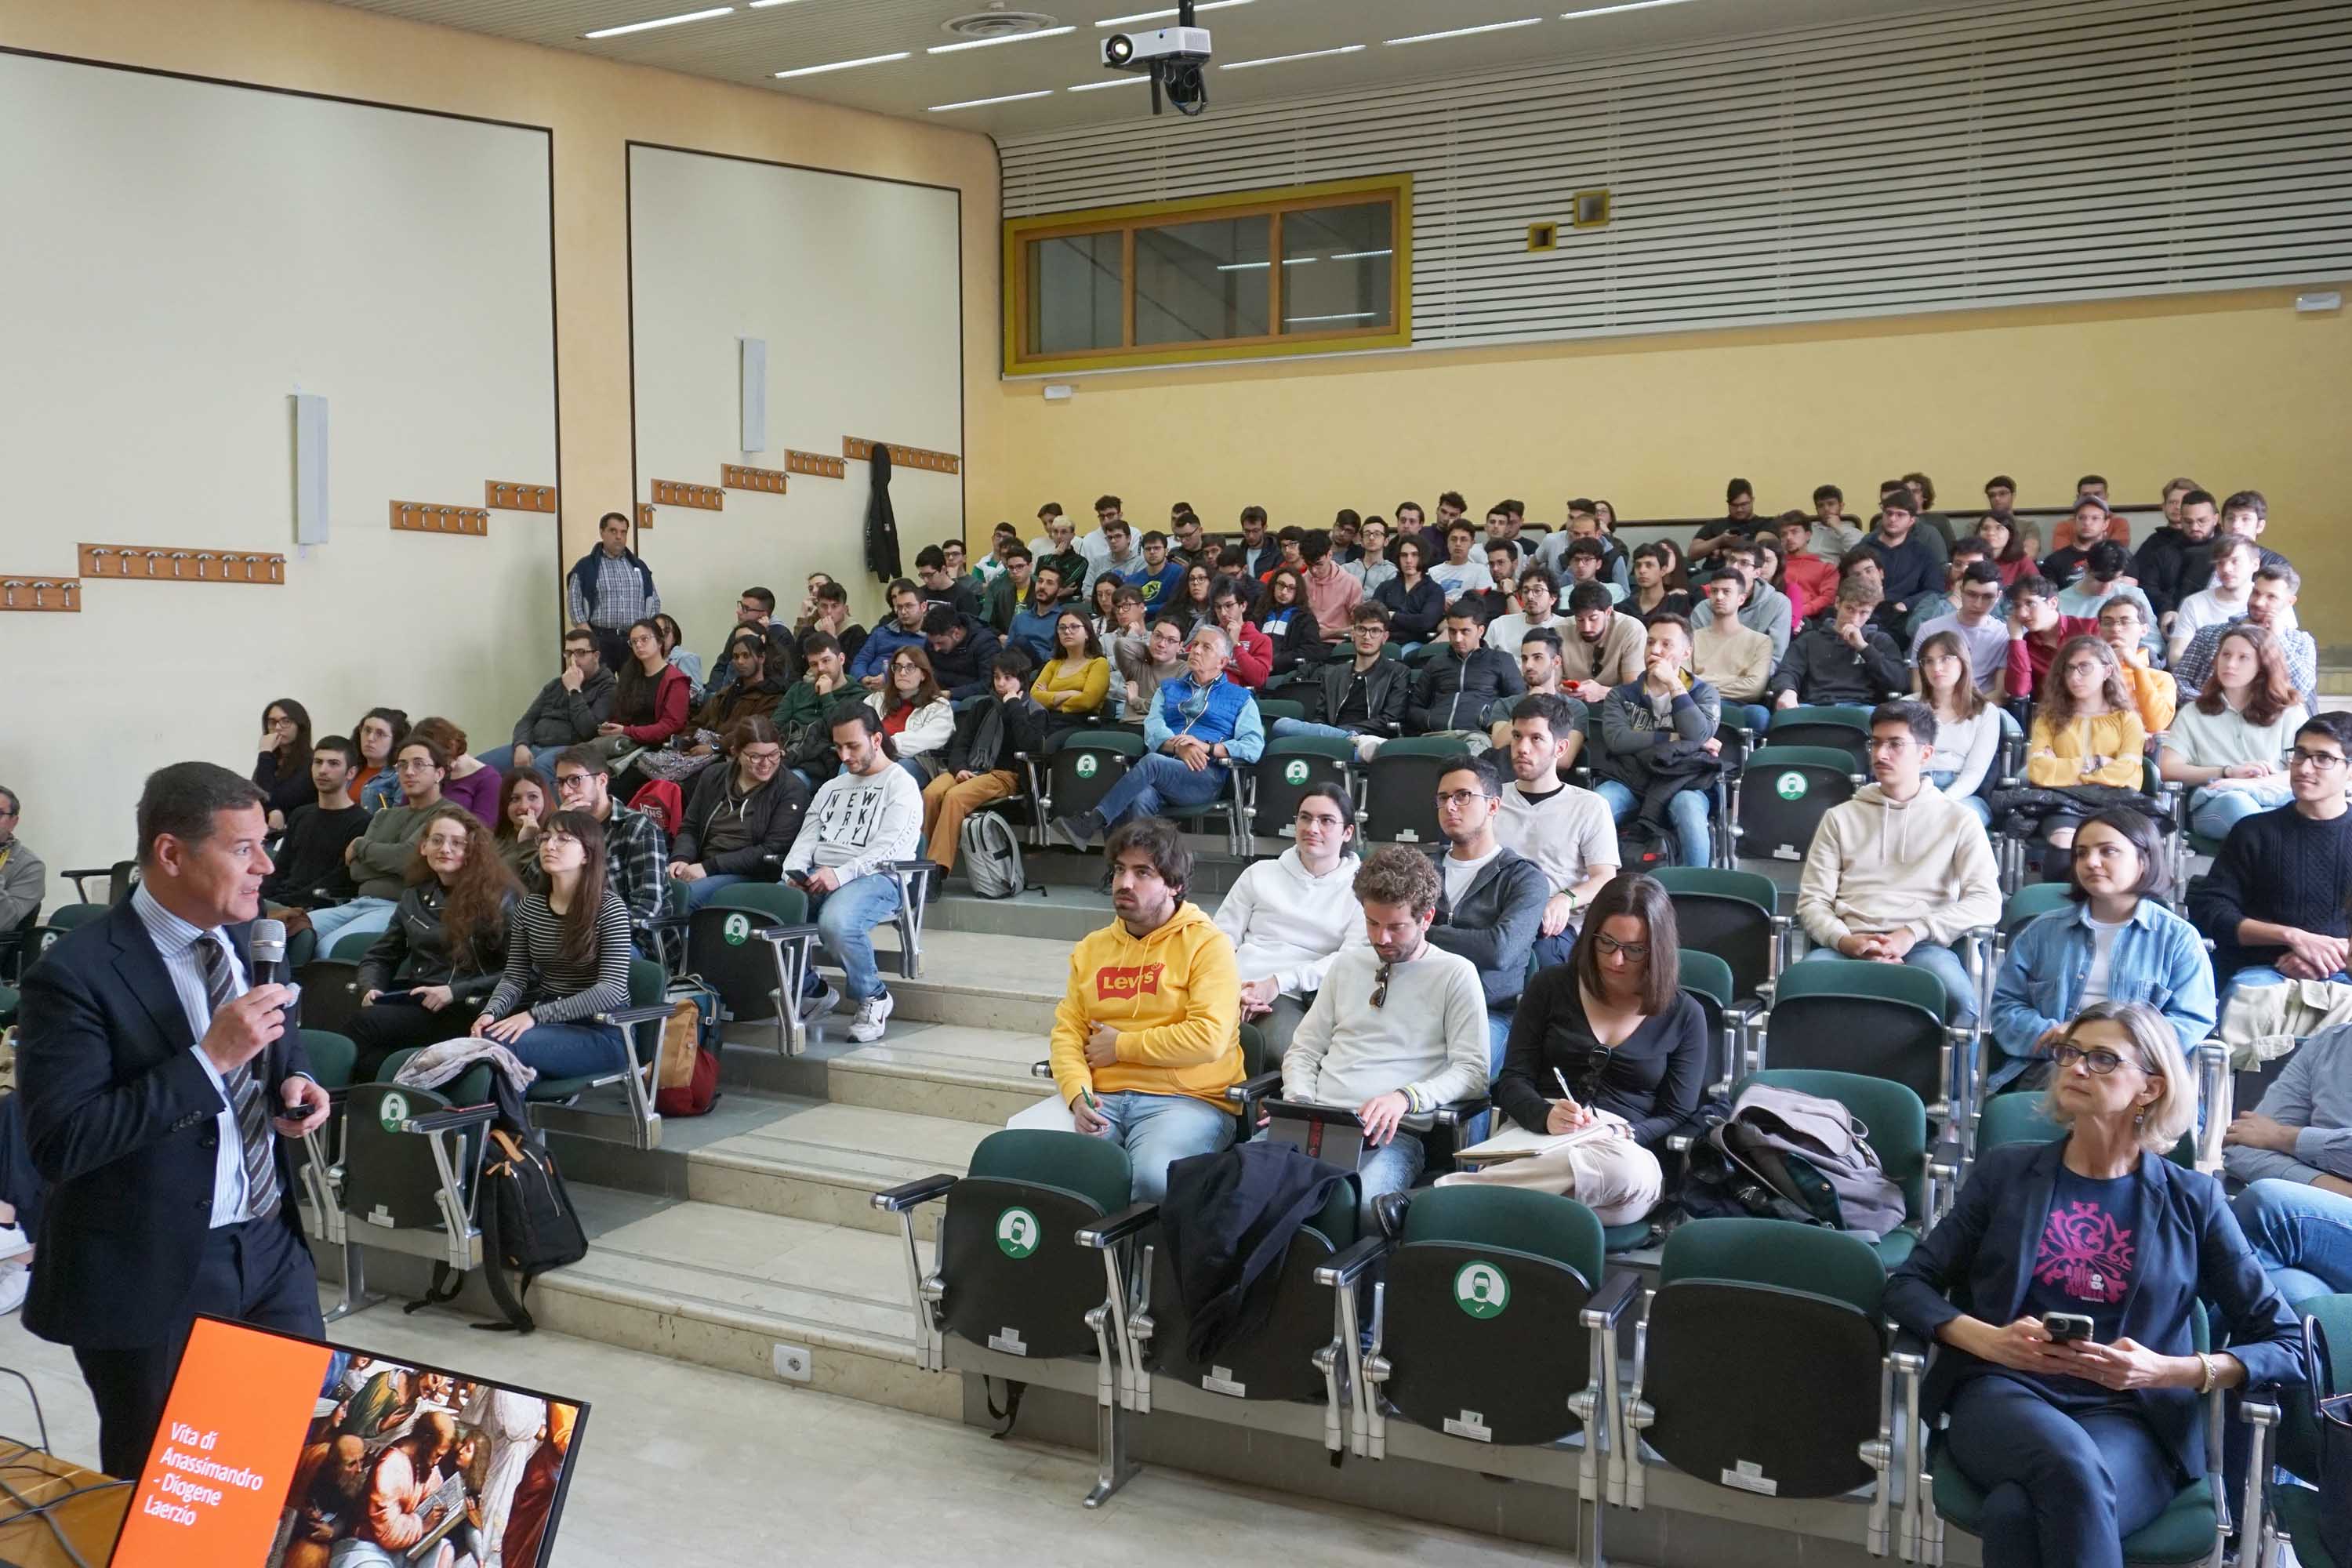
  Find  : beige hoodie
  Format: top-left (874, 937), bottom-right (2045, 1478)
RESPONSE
top-left (1796, 781), bottom-right (2002, 949)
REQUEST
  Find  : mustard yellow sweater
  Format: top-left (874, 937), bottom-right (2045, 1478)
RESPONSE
top-left (1033, 655), bottom-right (1110, 716)
top-left (2026, 708), bottom-right (2147, 789)
top-left (1049, 902), bottom-right (1242, 1109)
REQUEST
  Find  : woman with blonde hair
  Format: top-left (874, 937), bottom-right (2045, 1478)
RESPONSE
top-left (1887, 1000), bottom-right (2300, 1568)
top-left (2157, 622), bottom-right (2306, 840)
top-left (1915, 628), bottom-right (2001, 825)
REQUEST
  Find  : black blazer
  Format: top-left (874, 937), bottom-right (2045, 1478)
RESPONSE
top-left (1886, 1137), bottom-right (2303, 1481)
top-left (15, 901), bottom-right (314, 1350)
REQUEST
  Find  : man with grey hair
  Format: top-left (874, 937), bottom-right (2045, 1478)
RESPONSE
top-left (1052, 623), bottom-right (1266, 847)
top-left (0, 786), bottom-right (41, 940)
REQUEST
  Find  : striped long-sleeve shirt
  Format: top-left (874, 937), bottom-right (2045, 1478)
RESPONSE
top-left (481, 889), bottom-right (631, 1025)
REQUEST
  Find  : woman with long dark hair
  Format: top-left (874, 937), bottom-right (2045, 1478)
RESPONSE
top-left (470, 809), bottom-right (633, 1078)
top-left (350, 707), bottom-right (410, 810)
top-left (1172, 562), bottom-right (1218, 634)
top-left (348, 804), bottom-right (519, 1079)
top-left (630, 630), bottom-right (790, 790)
top-left (599, 619), bottom-right (693, 753)
top-left (1373, 535), bottom-right (1446, 653)
top-left (1977, 512), bottom-right (2036, 589)
top-left (1258, 566), bottom-right (1323, 681)
top-left (495, 768), bottom-right (553, 881)
top-left (2158, 622), bottom-right (2307, 840)
top-left (2024, 635), bottom-right (2150, 854)
top-left (1439, 872), bottom-right (1703, 1224)
top-left (1917, 629), bottom-right (2000, 824)
top-left (1031, 610), bottom-right (1110, 735)
top-left (411, 717), bottom-right (501, 823)
top-left (253, 698), bottom-right (314, 829)
top-left (864, 645), bottom-right (953, 784)
top-left (652, 612), bottom-right (704, 701)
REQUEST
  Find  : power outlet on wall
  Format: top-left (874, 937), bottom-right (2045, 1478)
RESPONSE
top-left (772, 1342), bottom-right (812, 1383)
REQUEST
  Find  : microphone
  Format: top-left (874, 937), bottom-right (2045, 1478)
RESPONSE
top-left (249, 918), bottom-right (288, 989)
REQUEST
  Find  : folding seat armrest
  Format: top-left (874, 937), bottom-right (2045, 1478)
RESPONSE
top-left (753, 924), bottom-right (822, 947)
top-left (1929, 1125), bottom-right (1965, 1181)
top-left (60, 867), bottom-right (115, 903)
top-left (1076, 1202), bottom-right (1160, 1250)
top-left (1227, 1069), bottom-right (1283, 1123)
top-left (1581, 1272), bottom-right (1640, 1331)
top-left (1429, 1094), bottom-right (1490, 1127)
top-left (593, 1003), bottom-right (679, 1029)
top-left (758, 853), bottom-right (786, 882)
top-left (397, 1104), bottom-right (498, 1137)
top-left (872, 1174), bottom-right (959, 1214)
top-left (1314, 1234), bottom-right (1392, 1289)
top-left (1030, 1059), bottom-right (1054, 1080)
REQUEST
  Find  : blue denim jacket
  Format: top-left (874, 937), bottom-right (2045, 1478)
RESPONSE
top-left (1987, 898), bottom-right (2218, 1088)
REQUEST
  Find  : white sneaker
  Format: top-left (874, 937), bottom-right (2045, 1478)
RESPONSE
top-left (848, 992), bottom-right (895, 1044)
top-left (0, 1224), bottom-right (28, 1261)
top-left (0, 1261), bottom-right (29, 1316)
top-left (802, 978), bottom-right (842, 1021)
top-left (1353, 735), bottom-right (1384, 764)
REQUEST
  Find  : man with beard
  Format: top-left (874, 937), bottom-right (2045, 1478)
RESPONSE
top-left (280, 1433), bottom-right (367, 1568)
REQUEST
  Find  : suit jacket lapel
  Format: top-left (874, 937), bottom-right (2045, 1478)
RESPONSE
top-left (107, 902), bottom-right (194, 1056)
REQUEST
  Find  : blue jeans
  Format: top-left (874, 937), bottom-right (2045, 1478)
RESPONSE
top-left (677, 873), bottom-right (750, 912)
top-left (2189, 783), bottom-right (2289, 840)
top-left (505, 1018), bottom-right (628, 1079)
top-left (1729, 703), bottom-right (1773, 737)
top-left (1355, 1131), bottom-right (1427, 1229)
top-left (477, 743), bottom-right (557, 782)
top-left (1926, 769), bottom-right (1995, 829)
top-left (1270, 718), bottom-right (1354, 740)
top-left (2232, 1178), bottom-right (2352, 1304)
top-left (1091, 1091), bottom-right (1234, 1203)
top-left (1593, 779), bottom-right (1711, 868)
top-left (808, 872), bottom-right (901, 1003)
top-left (1941, 1372), bottom-right (2179, 1568)
top-left (1800, 940), bottom-right (1977, 1025)
top-left (895, 757), bottom-right (934, 788)
top-left (1094, 754), bottom-right (1229, 829)
top-left (2227, 966), bottom-right (2352, 1000)
top-left (307, 898), bottom-right (395, 950)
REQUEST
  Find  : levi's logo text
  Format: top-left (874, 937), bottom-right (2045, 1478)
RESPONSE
top-left (1094, 964), bottom-right (1165, 1000)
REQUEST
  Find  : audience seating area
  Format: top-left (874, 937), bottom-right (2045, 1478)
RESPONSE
top-left (5, 483), bottom-right (2345, 1568)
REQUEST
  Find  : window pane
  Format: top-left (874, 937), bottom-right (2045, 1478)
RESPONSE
top-left (1027, 232), bottom-right (1123, 355)
top-left (1279, 201), bottom-right (1394, 334)
top-left (1134, 215), bottom-right (1272, 346)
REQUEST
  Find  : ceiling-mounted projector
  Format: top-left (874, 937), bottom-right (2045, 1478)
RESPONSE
top-left (1101, 2), bottom-right (1210, 116)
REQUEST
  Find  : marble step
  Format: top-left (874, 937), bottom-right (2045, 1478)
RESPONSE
top-left (550, 1089), bottom-right (996, 1241)
top-left (837, 929), bottom-right (1073, 1036)
top-left (704, 1015), bottom-right (1052, 1127)
top-left (529, 1185), bottom-right (956, 1419)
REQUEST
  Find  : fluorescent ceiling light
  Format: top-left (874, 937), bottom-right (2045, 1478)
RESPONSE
top-left (1220, 44), bottom-right (1366, 70)
top-left (1330, 249), bottom-right (1394, 260)
top-left (748, 1), bottom-right (800, 7)
top-left (1215, 261), bottom-right (1271, 271)
top-left (1386, 17), bottom-right (1543, 45)
top-left (927, 25), bottom-right (1075, 53)
top-left (775, 51), bottom-right (909, 77)
top-left (582, 5), bottom-right (731, 38)
top-left (1281, 256), bottom-right (1317, 265)
top-left (1563, 0), bottom-right (1699, 17)
top-left (1285, 312), bottom-right (1379, 323)
top-left (928, 89), bottom-right (1056, 111)
top-left (1068, 75), bottom-right (1152, 91)
top-left (1095, 0), bottom-right (1251, 25)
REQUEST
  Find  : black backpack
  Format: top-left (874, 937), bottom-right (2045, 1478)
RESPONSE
top-left (408, 1116), bottom-right (587, 1334)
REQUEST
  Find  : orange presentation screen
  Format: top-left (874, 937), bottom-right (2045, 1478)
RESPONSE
top-left (109, 1316), bottom-right (589, 1568)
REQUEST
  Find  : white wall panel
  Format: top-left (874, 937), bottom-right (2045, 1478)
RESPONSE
top-left (627, 145), bottom-right (963, 645)
top-left (999, 0), bottom-right (2352, 358)
top-left (0, 52), bottom-right (557, 901)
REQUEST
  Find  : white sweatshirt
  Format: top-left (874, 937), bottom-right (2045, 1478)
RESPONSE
top-left (1212, 848), bottom-right (1367, 996)
top-left (782, 762), bottom-right (924, 886)
top-left (865, 691), bottom-right (954, 760)
top-left (1797, 782), bottom-right (2002, 949)
top-left (1283, 943), bottom-right (1490, 1113)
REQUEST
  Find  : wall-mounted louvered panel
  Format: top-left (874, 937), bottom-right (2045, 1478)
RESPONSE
top-left (998, 0), bottom-right (2352, 360)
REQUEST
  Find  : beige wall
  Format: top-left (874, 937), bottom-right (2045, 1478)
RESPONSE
top-left (1, 0), bottom-right (1000, 574)
top-left (968, 288), bottom-right (2352, 646)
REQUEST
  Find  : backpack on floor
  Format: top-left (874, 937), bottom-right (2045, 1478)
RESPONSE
top-left (654, 991), bottom-right (722, 1117)
top-left (960, 809), bottom-right (1036, 900)
top-left (1615, 818), bottom-right (1673, 873)
top-left (1679, 1081), bottom-right (1907, 1237)
top-left (409, 1120), bottom-right (587, 1334)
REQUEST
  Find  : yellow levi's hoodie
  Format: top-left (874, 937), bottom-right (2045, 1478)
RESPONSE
top-left (1049, 901), bottom-right (1243, 1110)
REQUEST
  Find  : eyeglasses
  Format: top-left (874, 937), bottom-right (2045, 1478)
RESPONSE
top-left (1435, 789), bottom-right (1492, 809)
top-left (740, 749), bottom-right (783, 765)
top-left (1372, 961), bottom-right (1392, 1010)
top-left (2052, 1043), bottom-right (2146, 1076)
top-left (2291, 749), bottom-right (2347, 770)
top-left (1592, 934), bottom-right (1650, 961)
top-left (554, 772), bottom-right (592, 790)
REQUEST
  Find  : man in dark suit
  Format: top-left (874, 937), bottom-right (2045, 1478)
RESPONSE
top-left (16, 761), bottom-right (332, 1479)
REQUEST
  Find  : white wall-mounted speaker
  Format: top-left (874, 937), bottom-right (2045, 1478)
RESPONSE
top-left (292, 392), bottom-right (329, 544)
top-left (740, 336), bottom-right (768, 452)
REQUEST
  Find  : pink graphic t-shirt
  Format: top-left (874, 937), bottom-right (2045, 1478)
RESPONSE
top-left (2019, 1167), bottom-right (2140, 1399)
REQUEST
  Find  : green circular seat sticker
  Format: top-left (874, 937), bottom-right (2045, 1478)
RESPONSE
top-left (1774, 772), bottom-right (1808, 800)
top-left (1283, 760), bottom-right (1310, 785)
top-left (1075, 755), bottom-right (1099, 779)
top-left (1454, 1261), bottom-right (1510, 1319)
top-left (996, 1207), bottom-right (1040, 1259)
top-left (378, 1091), bottom-right (410, 1132)
top-left (723, 913), bottom-right (752, 946)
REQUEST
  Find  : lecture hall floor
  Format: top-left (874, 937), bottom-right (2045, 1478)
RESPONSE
top-left (0, 1304), bottom-right (1572, 1568)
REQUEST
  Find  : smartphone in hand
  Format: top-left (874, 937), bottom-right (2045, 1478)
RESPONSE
top-left (2040, 1311), bottom-right (2096, 1345)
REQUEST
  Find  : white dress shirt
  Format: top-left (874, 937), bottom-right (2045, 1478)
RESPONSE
top-left (130, 883), bottom-right (272, 1225)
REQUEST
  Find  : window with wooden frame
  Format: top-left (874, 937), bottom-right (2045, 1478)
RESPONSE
top-left (1003, 174), bottom-right (1411, 376)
